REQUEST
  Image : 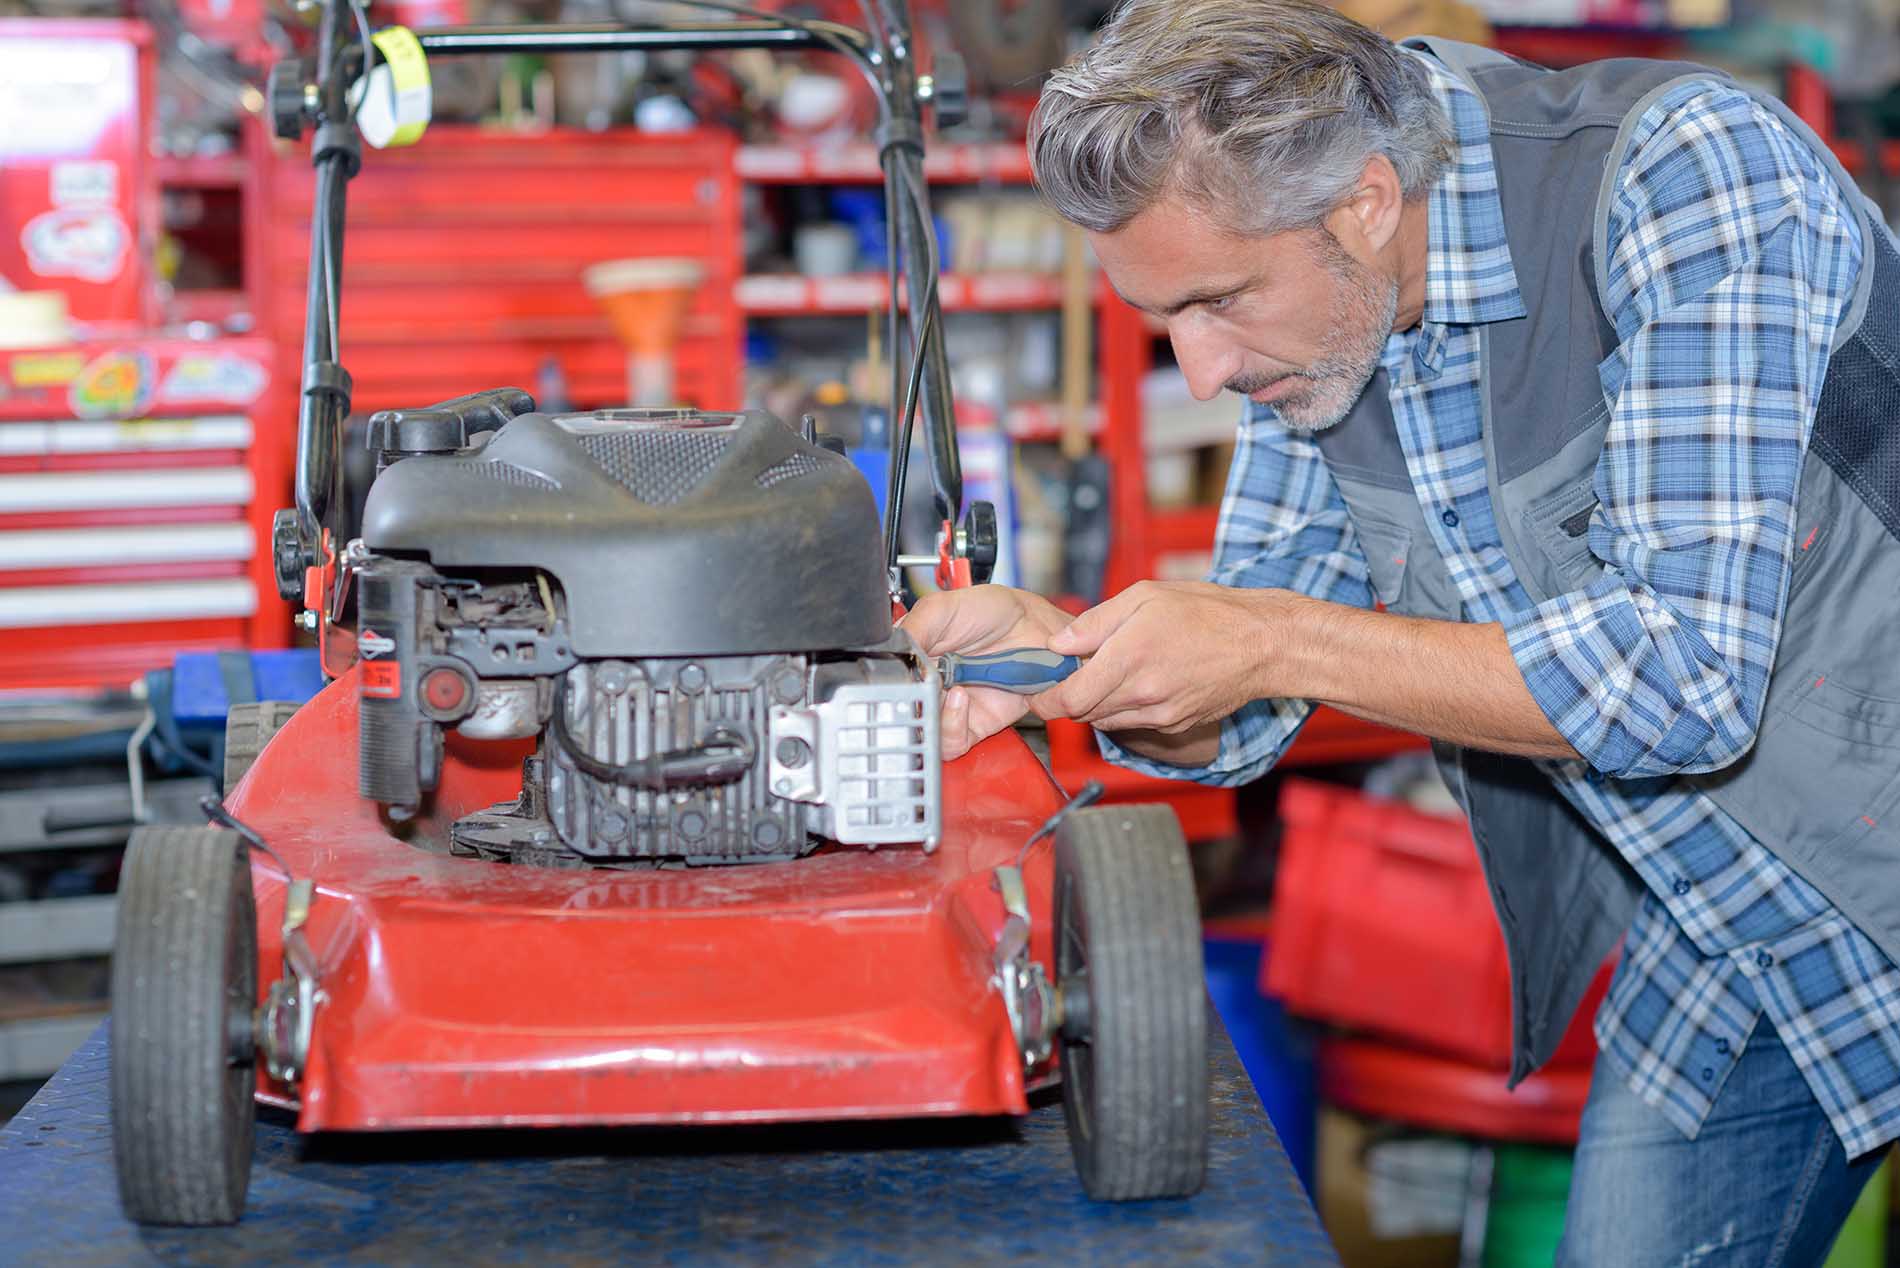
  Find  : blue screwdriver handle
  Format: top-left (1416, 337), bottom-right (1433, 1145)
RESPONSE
top-left (940, 648), bottom-right (1081, 694)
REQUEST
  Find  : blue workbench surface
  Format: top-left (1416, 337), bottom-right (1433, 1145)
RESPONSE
top-left (1, 1013), bottom-right (1336, 1266)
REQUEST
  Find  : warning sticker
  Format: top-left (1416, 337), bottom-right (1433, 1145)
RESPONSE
top-left (361, 661), bottom-right (401, 698)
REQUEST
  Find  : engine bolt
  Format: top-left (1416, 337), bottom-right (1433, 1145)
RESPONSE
top-left (752, 819), bottom-right (784, 848)
top-left (772, 667), bottom-right (804, 704)
top-left (677, 810), bottom-right (707, 839)
top-left (676, 662), bottom-right (707, 693)
top-left (775, 737), bottom-right (810, 769)
top-left (598, 809), bottom-right (629, 840)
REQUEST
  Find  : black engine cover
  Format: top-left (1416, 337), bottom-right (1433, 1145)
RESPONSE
top-left (360, 408), bottom-right (892, 658)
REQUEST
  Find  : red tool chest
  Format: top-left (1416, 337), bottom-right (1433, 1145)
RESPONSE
top-left (0, 337), bottom-right (286, 690)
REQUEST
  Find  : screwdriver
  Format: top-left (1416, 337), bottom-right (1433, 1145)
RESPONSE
top-left (937, 648), bottom-right (1081, 694)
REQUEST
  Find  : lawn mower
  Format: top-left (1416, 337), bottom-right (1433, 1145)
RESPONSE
top-left (107, 0), bottom-right (1207, 1225)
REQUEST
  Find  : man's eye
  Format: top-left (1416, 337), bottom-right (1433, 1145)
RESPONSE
top-left (1203, 293), bottom-right (1237, 314)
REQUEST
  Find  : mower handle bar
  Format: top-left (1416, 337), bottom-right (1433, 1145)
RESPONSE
top-left (411, 19), bottom-right (869, 59)
top-left (283, 2), bottom-right (961, 612)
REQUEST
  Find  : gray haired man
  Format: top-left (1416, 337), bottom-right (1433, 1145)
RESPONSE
top-left (903, 0), bottom-right (1900, 1258)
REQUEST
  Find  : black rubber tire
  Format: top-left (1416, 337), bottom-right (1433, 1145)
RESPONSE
top-left (1055, 803), bottom-right (1208, 1201)
top-left (222, 700), bottom-right (300, 793)
top-left (111, 825), bottom-right (257, 1225)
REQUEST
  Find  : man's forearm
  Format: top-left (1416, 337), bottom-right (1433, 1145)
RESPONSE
top-left (1273, 593), bottom-right (1577, 759)
top-left (1101, 591), bottom-right (1578, 766)
top-left (1108, 722), bottom-right (1222, 767)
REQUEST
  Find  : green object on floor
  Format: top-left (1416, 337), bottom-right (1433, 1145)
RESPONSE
top-left (1482, 1144), bottom-right (1572, 1268)
top-left (1822, 1156), bottom-right (1890, 1268)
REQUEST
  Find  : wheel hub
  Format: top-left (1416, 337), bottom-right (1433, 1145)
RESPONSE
top-left (225, 1007), bottom-right (256, 1066)
top-left (1057, 970), bottom-right (1091, 1043)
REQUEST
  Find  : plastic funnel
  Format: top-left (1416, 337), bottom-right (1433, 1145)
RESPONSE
top-left (582, 257), bottom-right (704, 406)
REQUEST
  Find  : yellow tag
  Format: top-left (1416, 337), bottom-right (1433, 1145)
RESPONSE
top-left (355, 25), bottom-right (432, 149)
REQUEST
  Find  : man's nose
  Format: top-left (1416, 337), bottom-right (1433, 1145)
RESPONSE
top-left (1169, 322), bottom-right (1241, 402)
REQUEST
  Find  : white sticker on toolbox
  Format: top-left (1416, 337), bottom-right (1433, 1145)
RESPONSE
top-left (158, 354), bottom-right (267, 406)
top-left (50, 160), bottom-right (118, 208)
top-left (21, 207), bottom-right (128, 282)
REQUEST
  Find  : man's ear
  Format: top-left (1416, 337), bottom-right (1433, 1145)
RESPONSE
top-left (1327, 153), bottom-right (1405, 257)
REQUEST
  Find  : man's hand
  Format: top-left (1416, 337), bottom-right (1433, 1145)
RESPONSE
top-left (1035, 580), bottom-right (1282, 735)
top-left (899, 584), bottom-right (1075, 759)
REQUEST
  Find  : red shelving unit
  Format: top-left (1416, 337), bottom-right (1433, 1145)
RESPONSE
top-left (737, 141), bottom-right (1033, 184)
top-left (735, 270), bottom-right (1090, 315)
top-left (1491, 23), bottom-right (1686, 67)
top-left (154, 153), bottom-right (250, 189)
top-left (1783, 63), bottom-right (1900, 178)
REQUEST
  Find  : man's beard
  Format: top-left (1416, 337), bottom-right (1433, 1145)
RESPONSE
top-left (1227, 231), bottom-right (1398, 433)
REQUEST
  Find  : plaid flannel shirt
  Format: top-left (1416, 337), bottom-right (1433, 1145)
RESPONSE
top-left (1102, 54), bottom-right (1900, 1157)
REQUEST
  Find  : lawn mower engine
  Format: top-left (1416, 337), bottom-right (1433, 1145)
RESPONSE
top-left (348, 390), bottom-right (940, 868)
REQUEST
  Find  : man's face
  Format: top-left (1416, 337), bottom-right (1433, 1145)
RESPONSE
top-left (1088, 194), bottom-right (1399, 432)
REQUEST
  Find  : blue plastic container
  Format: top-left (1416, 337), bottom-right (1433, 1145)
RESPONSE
top-left (1204, 935), bottom-right (1318, 1194)
top-left (170, 649), bottom-right (326, 730)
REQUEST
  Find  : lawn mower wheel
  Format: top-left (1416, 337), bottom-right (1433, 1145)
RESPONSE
top-left (111, 825), bottom-right (258, 1225)
top-left (1054, 803), bottom-right (1208, 1201)
top-left (222, 700), bottom-right (301, 793)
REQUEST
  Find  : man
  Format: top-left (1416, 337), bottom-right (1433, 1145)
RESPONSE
top-left (902, 1), bottom-right (1900, 1260)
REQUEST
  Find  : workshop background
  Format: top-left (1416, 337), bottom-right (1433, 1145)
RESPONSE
top-left (0, 0), bottom-right (1897, 1262)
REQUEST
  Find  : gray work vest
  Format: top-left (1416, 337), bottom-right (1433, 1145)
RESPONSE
top-left (1311, 38), bottom-right (1900, 1082)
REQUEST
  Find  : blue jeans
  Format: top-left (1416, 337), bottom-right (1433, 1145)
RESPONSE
top-left (1557, 1023), bottom-right (1885, 1266)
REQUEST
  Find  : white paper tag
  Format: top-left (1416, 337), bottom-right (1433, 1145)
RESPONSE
top-left (351, 26), bottom-right (432, 149)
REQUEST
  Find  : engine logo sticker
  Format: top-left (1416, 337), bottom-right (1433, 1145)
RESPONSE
top-left (361, 660), bottom-right (401, 698)
top-left (357, 628), bottom-right (396, 658)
